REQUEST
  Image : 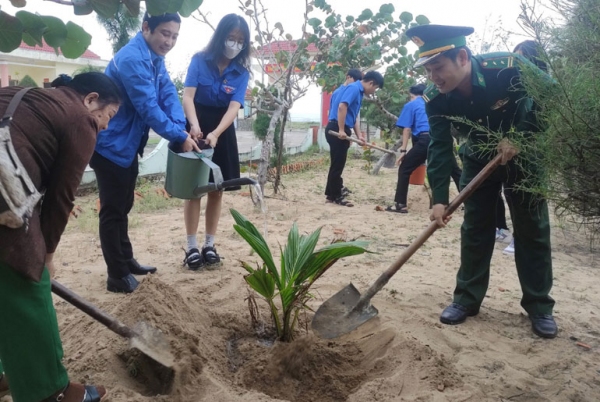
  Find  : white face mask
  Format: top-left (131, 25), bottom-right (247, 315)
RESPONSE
top-left (223, 42), bottom-right (242, 60)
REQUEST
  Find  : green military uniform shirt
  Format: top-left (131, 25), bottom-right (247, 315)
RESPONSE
top-left (424, 52), bottom-right (541, 204)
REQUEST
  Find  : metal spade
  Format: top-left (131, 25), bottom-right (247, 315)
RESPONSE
top-left (312, 154), bottom-right (504, 339)
top-left (51, 280), bottom-right (175, 368)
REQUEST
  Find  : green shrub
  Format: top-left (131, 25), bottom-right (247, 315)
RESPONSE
top-left (19, 75), bottom-right (38, 87)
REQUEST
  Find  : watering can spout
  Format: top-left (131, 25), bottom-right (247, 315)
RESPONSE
top-left (194, 177), bottom-right (257, 197)
top-left (217, 177), bottom-right (257, 190)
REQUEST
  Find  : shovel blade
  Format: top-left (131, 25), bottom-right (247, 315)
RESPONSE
top-left (311, 283), bottom-right (378, 339)
top-left (129, 322), bottom-right (175, 368)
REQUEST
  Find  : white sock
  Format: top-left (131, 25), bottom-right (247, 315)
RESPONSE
top-left (187, 235), bottom-right (198, 251)
top-left (204, 234), bottom-right (215, 248)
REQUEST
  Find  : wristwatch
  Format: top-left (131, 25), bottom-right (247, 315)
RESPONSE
top-left (400, 149), bottom-right (407, 153)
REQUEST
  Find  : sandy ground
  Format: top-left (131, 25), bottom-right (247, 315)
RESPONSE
top-left (3, 153), bottom-right (600, 402)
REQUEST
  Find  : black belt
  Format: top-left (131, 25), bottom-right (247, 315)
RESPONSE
top-left (328, 120), bottom-right (351, 128)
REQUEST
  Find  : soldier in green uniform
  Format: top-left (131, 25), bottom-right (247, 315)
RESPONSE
top-left (404, 24), bottom-right (557, 338)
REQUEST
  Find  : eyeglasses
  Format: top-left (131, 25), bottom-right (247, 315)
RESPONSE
top-left (225, 39), bottom-right (245, 51)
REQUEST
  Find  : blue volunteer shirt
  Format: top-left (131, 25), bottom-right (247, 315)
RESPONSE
top-left (395, 96), bottom-right (430, 137)
top-left (185, 52), bottom-right (250, 107)
top-left (327, 85), bottom-right (345, 121)
top-left (329, 80), bottom-right (364, 127)
top-left (96, 32), bottom-right (187, 168)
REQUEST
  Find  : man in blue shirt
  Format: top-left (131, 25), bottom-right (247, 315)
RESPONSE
top-left (90, 12), bottom-right (199, 293)
top-left (387, 84), bottom-right (431, 213)
top-left (327, 69), bottom-right (363, 197)
top-left (325, 70), bottom-right (384, 206)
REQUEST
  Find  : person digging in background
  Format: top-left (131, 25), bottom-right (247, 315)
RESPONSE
top-left (407, 24), bottom-right (557, 339)
top-left (181, 14), bottom-right (251, 270)
top-left (0, 72), bottom-right (121, 402)
top-left (387, 84), bottom-right (430, 213)
top-left (324, 70), bottom-right (385, 207)
top-left (326, 68), bottom-right (363, 198)
top-left (90, 12), bottom-right (199, 293)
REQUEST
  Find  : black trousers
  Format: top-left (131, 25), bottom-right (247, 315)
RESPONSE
top-left (325, 121), bottom-right (351, 200)
top-left (89, 152), bottom-right (138, 279)
top-left (394, 134), bottom-right (430, 204)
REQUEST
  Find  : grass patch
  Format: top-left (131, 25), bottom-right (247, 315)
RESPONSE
top-left (67, 180), bottom-right (181, 234)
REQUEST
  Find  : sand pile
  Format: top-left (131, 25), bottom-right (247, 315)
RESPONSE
top-left (52, 273), bottom-right (465, 402)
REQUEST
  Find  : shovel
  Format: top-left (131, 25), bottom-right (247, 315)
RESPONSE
top-left (327, 131), bottom-right (396, 155)
top-left (51, 280), bottom-right (175, 368)
top-left (312, 153), bottom-right (504, 339)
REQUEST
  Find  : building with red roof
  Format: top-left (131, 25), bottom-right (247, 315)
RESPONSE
top-left (0, 40), bottom-right (108, 88)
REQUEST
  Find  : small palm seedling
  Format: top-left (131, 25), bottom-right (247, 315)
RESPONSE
top-left (231, 209), bottom-right (369, 342)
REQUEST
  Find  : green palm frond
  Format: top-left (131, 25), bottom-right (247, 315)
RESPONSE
top-left (284, 225), bottom-right (321, 284)
top-left (296, 241), bottom-right (370, 284)
top-left (231, 209), bottom-right (281, 286)
top-left (242, 262), bottom-right (275, 300)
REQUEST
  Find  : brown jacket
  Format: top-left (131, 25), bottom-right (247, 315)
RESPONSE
top-left (0, 86), bottom-right (99, 281)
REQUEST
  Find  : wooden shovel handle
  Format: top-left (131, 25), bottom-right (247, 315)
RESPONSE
top-left (327, 131), bottom-right (396, 155)
top-left (355, 154), bottom-right (504, 309)
top-left (51, 279), bottom-right (135, 339)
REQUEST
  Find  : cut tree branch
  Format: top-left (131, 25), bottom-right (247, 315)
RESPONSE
top-left (192, 10), bottom-right (216, 31)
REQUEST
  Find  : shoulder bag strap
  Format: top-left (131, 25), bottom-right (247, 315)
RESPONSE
top-left (1, 87), bottom-right (33, 126)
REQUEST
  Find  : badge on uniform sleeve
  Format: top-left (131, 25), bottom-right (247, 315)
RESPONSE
top-left (491, 97), bottom-right (510, 110)
top-left (223, 85), bottom-right (236, 94)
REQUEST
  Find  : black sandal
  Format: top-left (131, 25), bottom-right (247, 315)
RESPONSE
top-left (183, 247), bottom-right (204, 270)
top-left (385, 203), bottom-right (408, 213)
top-left (202, 246), bottom-right (221, 267)
top-left (45, 382), bottom-right (107, 402)
top-left (327, 196), bottom-right (354, 207)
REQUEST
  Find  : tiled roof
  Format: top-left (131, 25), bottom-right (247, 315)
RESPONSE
top-left (255, 40), bottom-right (318, 56)
top-left (18, 39), bottom-right (101, 60)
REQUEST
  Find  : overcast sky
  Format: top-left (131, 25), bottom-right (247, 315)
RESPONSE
top-left (3, 0), bottom-right (542, 121)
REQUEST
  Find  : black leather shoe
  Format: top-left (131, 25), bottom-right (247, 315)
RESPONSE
top-left (530, 314), bottom-right (558, 339)
top-left (107, 274), bottom-right (139, 293)
top-left (127, 259), bottom-right (157, 275)
top-left (440, 303), bottom-right (479, 325)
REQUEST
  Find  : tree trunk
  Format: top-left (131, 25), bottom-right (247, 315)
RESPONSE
top-left (257, 106), bottom-right (284, 191)
top-left (371, 137), bottom-right (402, 175)
top-left (273, 108), bottom-right (289, 194)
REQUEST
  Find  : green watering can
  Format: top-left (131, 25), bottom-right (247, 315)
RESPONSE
top-left (165, 142), bottom-right (257, 199)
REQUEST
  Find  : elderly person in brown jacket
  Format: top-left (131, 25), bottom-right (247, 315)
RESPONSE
top-left (0, 72), bottom-right (120, 402)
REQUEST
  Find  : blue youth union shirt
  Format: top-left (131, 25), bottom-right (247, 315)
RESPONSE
top-left (185, 52), bottom-right (250, 107)
top-left (395, 96), bottom-right (430, 137)
top-left (327, 85), bottom-right (346, 121)
top-left (337, 80), bottom-right (364, 127)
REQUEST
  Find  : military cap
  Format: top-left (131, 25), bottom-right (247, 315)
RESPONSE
top-left (405, 24), bottom-right (474, 68)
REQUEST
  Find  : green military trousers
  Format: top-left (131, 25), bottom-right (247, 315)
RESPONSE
top-left (454, 144), bottom-right (554, 315)
top-left (0, 262), bottom-right (69, 402)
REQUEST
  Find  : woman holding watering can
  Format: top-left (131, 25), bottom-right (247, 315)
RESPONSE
top-left (182, 14), bottom-right (251, 270)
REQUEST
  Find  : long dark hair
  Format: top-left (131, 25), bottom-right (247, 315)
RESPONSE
top-left (202, 14), bottom-right (251, 70)
top-left (51, 72), bottom-right (121, 106)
